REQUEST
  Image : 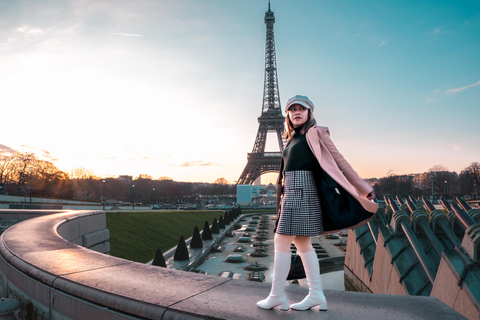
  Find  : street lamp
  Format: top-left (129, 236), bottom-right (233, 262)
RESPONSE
top-left (132, 185), bottom-right (135, 210)
top-left (430, 171), bottom-right (434, 202)
top-left (152, 187), bottom-right (155, 208)
top-left (444, 180), bottom-right (447, 200)
top-left (102, 180), bottom-right (105, 210)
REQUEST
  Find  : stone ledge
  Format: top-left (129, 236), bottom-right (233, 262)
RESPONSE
top-left (0, 210), bottom-right (468, 320)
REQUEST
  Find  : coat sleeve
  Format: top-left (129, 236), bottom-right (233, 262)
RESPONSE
top-left (318, 127), bottom-right (373, 198)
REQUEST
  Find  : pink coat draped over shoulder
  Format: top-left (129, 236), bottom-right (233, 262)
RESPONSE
top-left (277, 125), bottom-right (378, 233)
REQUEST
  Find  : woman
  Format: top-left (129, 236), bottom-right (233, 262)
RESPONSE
top-left (256, 95), bottom-right (377, 311)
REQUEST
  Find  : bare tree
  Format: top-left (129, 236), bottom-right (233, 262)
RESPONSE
top-left (12, 152), bottom-right (36, 185)
top-left (214, 177), bottom-right (229, 185)
top-left (0, 155), bottom-right (16, 185)
top-left (464, 162), bottom-right (480, 185)
top-left (69, 167), bottom-right (97, 179)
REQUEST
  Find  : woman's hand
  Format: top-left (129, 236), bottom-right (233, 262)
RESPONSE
top-left (366, 191), bottom-right (375, 200)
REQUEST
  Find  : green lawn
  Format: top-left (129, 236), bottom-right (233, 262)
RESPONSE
top-left (106, 210), bottom-right (226, 263)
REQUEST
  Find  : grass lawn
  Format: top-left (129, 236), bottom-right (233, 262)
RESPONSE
top-left (106, 210), bottom-right (226, 263)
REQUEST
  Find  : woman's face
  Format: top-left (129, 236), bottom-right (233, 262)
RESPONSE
top-left (288, 104), bottom-right (309, 128)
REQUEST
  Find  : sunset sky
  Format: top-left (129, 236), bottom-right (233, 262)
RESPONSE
top-left (1, 0), bottom-right (479, 184)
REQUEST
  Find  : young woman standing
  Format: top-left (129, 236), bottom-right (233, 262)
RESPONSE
top-left (256, 95), bottom-right (377, 311)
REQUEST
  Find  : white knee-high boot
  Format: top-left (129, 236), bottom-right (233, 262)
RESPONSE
top-left (290, 250), bottom-right (327, 311)
top-left (256, 251), bottom-right (291, 310)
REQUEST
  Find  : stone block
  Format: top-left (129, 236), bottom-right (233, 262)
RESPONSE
top-left (89, 241), bottom-right (110, 254)
top-left (371, 235), bottom-right (394, 294)
top-left (50, 287), bottom-right (141, 320)
top-left (70, 237), bottom-right (83, 246)
top-left (386, 265), bottom-right (407, 296)
top-left (78, 212), bottom-right (106, 236)
top-left (453, 286), bottom-right (480, 320)
top-left (431, 257), bottom-right (460, 308)
top-left (4, 263), bottom-right (51, 315)
top-left (82, 229), bottom-right (110, 248)
top-left (57, 219), bottom-right (81, 241)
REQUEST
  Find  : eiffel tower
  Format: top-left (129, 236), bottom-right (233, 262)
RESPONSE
top-left (237, 1), bottom-right (285, 185)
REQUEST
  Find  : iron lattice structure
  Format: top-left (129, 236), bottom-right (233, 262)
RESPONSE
top-left (237, 2), bottom-right (285, 185)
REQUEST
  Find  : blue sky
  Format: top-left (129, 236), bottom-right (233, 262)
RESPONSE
top-left (1, 0), bottom-right (479, 183)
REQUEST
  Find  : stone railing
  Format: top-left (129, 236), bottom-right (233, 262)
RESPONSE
top-left (0, 209), bottom-right (468, 320)
top-left (0, 209), bottom-right (298, 319)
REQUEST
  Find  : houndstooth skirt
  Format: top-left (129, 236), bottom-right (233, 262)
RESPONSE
top-left (276, 170), bottom-right (324, 236)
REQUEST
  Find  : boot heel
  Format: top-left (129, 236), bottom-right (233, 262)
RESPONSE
top-left (280, 302), bottom-right (290, 311)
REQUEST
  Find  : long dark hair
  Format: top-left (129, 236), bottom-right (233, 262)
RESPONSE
top-left (283, 108), bottom-right (316, 141)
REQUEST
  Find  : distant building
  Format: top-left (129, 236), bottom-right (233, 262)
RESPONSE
top-left (118, 175), bottom-right (133, 184)
top-left (236, 184), bottom-right (276, 207)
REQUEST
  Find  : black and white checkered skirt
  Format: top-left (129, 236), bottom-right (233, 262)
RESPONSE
top-left (276, 170), bottom-right (324, 236)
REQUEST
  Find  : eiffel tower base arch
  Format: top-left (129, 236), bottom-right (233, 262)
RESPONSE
top-left (237, 153), bottom-right (281, 185)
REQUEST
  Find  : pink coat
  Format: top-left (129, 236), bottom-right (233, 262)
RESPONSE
top-left (277, 125), bottom-right (378, 233)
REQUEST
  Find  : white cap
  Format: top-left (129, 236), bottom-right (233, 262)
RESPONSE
top-left (285, 95), bottom-right (314, 113)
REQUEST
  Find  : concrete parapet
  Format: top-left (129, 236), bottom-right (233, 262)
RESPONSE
top-left (0, 209), bottom-right (469, 320)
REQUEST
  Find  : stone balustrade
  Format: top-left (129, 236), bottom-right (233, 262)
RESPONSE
top-left (0, 209), bottom-right (468, 320)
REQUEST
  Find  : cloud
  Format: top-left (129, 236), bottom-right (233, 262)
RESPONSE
top-left (180, 161), bottom-right (216, 167)
top-left (434, 27), bottom-right (453, 34)
top-left (41, 150), bottom-right (58, 161)
top-left (111, 33), bottom-right (142, 37)
top-left (385, 169), bottom-right (395, 176)
top-left (426, 89), bottom-right (441, 103)
top-left (445, 80), bottom-right (480, 93)
top-left (0, 144), bottom-right (17, 155)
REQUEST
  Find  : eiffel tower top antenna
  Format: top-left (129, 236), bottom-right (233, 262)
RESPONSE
top-left (262, 0), bottom-right (281, 116)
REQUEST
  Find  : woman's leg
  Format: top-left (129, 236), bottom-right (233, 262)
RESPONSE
top-left (256, 233), bottom-right (294, 310)
top-left (290, 236), bottom-right (327, 311)
top-left (274, 233), bottom-right (296, 252)
top-left (292, 236), bottom-right (313, 253)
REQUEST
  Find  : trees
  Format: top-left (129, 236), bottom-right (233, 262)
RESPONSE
top-left (0, 155), bottom-right (15, 185)
top-left (425, 165), bottom-right (458, 200)
top-left (69, 167), bottom-right (97, 180)
top-left (0, 152), bottom-right (71, 198)
top-left (373, 175), bottom-right (413, 198)
top-left (458, 162), bottom-right (480, 199)
top-left (214, 177), bottom-right (229, 185)
top-left (464, 162), bottom-right (480, 185)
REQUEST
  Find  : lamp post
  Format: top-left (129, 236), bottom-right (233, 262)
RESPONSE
top-left (152, 187), bottom-right (155, 208)
top-left (132, 185), bottom-right (135, 210)
top-left (444, 180), bottom-right (447, 200)
top-left (102, 180), bottom-right (105, 210)
top-left (431, 171), bottom-right (434, 202)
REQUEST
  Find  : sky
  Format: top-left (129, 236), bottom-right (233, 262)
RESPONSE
top-left (1, 0), bottom-right (479, 184)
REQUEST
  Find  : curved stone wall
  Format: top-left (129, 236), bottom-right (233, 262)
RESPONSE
top-left (0, 210), bottom-right (234, 319)
top-left (0, 210), bottom-right (300, 320)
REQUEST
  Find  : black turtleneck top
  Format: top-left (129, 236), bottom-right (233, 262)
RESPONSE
top-left (283, 128), bottom-right (320, 172)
